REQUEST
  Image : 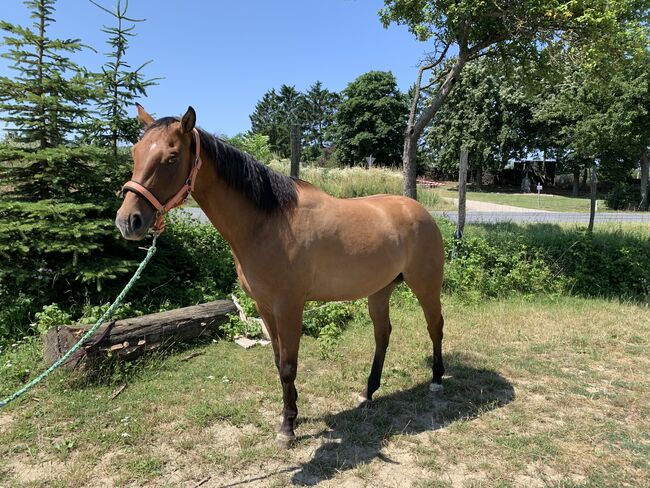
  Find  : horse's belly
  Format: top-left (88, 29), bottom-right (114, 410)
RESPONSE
top-left (307, 252), bottom-right (404, 301)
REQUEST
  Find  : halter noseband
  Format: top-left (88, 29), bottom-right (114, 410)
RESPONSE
top-left (121, 128), bottom-right (202, 234)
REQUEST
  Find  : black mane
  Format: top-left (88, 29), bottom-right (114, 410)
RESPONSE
top-left (145, 117), bottom-right (297, 212)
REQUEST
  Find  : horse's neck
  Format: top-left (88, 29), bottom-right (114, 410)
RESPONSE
top-left (191, 156), bottom-right (261, 251)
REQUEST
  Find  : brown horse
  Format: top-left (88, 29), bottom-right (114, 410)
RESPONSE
top-left (116, 105), bottom-right (446, 448)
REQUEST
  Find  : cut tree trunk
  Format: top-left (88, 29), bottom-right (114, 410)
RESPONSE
top-left (43, 300), bottom-right (237, 370)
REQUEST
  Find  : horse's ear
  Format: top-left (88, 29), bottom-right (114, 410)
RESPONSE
top-left (136, 103), bottom-right (155, 127)
top-left (181, 106), bottom-right (196, 134)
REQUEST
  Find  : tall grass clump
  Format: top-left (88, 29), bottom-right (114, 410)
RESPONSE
top-left (269, 160), bottom-right (442, 208)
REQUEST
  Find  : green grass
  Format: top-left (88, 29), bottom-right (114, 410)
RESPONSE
top-left (1, 294), bottom-right (649, 487)
top-left (446, 187), bottom-right (610, 212)
top-left (185, 161), bottom-right (453, 210)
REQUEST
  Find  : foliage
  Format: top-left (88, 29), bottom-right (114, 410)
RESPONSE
top-left (533, 47), bottom-right (650, 184)
top-left (269, 160), bottom-right (443, 208)
top-left (0, 211), bottom-right (236, 345)
top-left (332, 71), bottom-right (408, 166)
top-left (32, 304), bottom-right (72, 334)
top-left (0, 0), bottom-right (93, 149)
top-left (605, 183), bottom-right (643, 210)
top-left (302, 81), bottom-right (340, 158)
top-left (223, 132), bottom-right (272, 164)
top-left (439, 220), bottom-right (650, 302)
top-left (250, 81), bottom-right (340, 161)
top-left (86, 0), bottom-right (158, 154)
top-left (249, 84), bottom-right (307, 157)
top-left (380, 0), bottom-right (649, 198)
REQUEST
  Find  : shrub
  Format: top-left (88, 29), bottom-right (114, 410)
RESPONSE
top-left (605, 182), bottom-right (642, 210)
top-left (0, 209), bottom-right (237, 345)
top-left (224, 133), bottom-right (273, 164)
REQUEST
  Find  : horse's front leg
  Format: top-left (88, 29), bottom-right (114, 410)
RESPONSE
top-left (271, 303), bottom-right (303, 448)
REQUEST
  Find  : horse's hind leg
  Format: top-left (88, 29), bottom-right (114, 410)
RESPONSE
top-left (358, 280), bottom-right (399, 406)
top-left (403, 269), bottom-right (445, 393)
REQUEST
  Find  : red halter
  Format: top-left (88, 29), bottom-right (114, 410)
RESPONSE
top-left (121, 128), bottom-right (202, 234)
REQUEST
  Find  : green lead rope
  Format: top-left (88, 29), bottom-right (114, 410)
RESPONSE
top-left (0, 235), bottom-right (159, 409)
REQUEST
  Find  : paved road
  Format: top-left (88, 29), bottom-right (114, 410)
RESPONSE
top-left (431, 211), bottom-right (650, 224)
top-left (181, 206), bottom-right (650, 225)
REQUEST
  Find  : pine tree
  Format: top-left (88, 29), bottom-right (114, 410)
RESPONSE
top-left (0, 1), bottom-right (138, 338)
top-left (303, 81), bottom-right (340, 151)
top-left (88, 0), bottom-right (158, 157)
top-left (0, 0), bottom-right (103, 201)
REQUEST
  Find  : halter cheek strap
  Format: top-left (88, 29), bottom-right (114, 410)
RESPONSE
top-left (121, 128), bottom-right (202, 234)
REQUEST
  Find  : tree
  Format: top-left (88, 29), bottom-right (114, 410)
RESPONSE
top-left (250, 85), bottom-right (307, 157)
top-left (0, 0), bottom-right (103, 201)
top-left (380, 0), bottom-right (647, 199)
top-left (88, 0), bottom-right (158, 157)
top-left (332, 71), bottom-right (407, 166)
top-left (302, 81), bottom-right (340, 158)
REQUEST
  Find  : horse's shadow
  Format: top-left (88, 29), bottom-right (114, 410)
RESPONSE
top-left (291, 352), bottom-right (515, 485)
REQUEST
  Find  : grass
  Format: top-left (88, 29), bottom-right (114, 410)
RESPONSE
top-left (437, 184), bottom-right (611, 212)
top-left (184, 161), bottom-right (454, 210)
top-left (1, 293), bottom-right (649, 487)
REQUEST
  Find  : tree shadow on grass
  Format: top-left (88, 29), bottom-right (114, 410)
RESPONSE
top-left (291, 352), bottom-right (515, 486)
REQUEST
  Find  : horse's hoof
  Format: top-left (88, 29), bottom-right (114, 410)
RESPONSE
top-left (429, 382), bottom-right (444, 394)
top-left (275, 432), bottom-right (296, 449)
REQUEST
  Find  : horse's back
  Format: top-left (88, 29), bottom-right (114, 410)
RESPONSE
top-left (291, 186), bottom-right (444, 301)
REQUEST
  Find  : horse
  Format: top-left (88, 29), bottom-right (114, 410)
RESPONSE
top-left (115, 105), bottom-right (446, 448)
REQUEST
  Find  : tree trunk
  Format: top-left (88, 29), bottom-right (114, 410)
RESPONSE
top-left (572, 165), bottom-right (580, 197)
top-left (640, 147), bottom-right (649, 211)
top-left (456, 149), bottom-right (469, 240)
top-left (588, 163), bottom-right (597, 233)
top-left (475, 163), bottom-right (482, 190)
top-left (43, 300), bottom-right (237, 370)
top-left (290, 124), bottom-right (300, 178)
top-left (581, 167), bottom-right (588, 191)
top-left (403, 56), bottom-right (467, 199)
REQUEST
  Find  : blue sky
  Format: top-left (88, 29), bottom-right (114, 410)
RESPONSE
top-left (0, 0), bottom-right (431, 137)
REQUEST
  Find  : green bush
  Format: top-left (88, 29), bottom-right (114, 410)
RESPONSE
top-left (439, 220), bottom-right (650, 302)
top-left (605, 182), bottom-right (642, 210)
top-left (224, 133), bottom-right (273, 164)
top-left (0, 210), bottom-right (237, 345)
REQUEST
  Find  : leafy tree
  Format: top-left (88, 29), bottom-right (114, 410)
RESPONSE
top-left (332, 71), bottom-right (407, 166)
top-left (88, 0), bottom-right (158, 156)
top-left (380, 0), bottom-right (648, 199)
top-left (223, 132), bottom-right (273, 164)
top-left (534, 47), bottom-right (650, 199)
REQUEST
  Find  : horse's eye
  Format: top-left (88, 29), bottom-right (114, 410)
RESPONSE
top-left (167, 155), bottom-right (178, 165)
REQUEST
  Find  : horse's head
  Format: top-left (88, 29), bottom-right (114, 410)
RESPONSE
top-left (116, 104), bottom-right (198, 240)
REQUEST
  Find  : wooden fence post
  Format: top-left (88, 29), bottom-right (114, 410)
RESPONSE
top-left (588, 162), bottom-right (597, 232)
top-left (456, 148), bottom-right (469, 240)
top-left (290, 124), bottom-right (300, 178)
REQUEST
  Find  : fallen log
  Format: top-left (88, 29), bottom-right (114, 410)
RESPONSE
top-left (43, 300), bottom-right (237, 369)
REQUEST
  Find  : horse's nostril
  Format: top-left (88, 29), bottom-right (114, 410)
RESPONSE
top-left (131, 213), bottom-right (143, 231)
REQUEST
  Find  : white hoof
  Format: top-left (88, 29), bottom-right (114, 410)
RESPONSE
top-left (429, 382), bottom-right (444, 393)
top-left (275, 432), bottom-right (296, 448)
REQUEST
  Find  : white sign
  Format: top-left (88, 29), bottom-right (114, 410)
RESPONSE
top-left (365, 155), bottom-right (375, 167)
top-left (536, 183), bottom-right (543, 191)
